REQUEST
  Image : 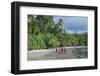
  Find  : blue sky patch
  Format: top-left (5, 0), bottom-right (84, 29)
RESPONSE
top-left (54, 16), bottom-right (88, 34)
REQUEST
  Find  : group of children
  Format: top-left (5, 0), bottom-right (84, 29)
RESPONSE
top-left (56, 47), bottom-right (66, 54)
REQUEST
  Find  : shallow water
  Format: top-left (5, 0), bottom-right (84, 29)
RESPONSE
top-left (72, 47), bottom-right (88, 58)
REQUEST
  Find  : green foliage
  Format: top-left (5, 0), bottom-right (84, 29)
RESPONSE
top-left (28, 34), bottom-right (46, 50)
top-left (44, 33), bottom-right (60, 48)
top-left (28, 15), bottom-right (88, 51)
top-left (28, 33), bottom-right (37, 50)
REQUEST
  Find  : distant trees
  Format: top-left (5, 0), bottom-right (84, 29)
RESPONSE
top-left (28, 15), bottom-right (87, 51)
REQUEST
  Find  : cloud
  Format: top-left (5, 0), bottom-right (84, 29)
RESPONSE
top-left (54, 16), bottom-right (88, 33)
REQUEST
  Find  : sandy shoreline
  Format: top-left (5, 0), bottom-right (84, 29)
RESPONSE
top-left (64, 46), bottom-right (87, 48)
top-left (28, 46), bottom-right (87, 53)
top-left (28, 46), bottom-right (87, 60)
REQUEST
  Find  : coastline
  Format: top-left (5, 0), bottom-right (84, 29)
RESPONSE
top-left (28, 46), bottom-right (87, 52)
top-left (28, 46), bottom-right (87, 60)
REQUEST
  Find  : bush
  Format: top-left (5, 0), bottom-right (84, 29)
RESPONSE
top-left (44, 33), bottom-right (60, 48)
top-left (28, 33), bottom-right (46, 50)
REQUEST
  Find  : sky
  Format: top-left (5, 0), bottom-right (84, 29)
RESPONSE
top-left (54, 16), bottom-right (88, 34)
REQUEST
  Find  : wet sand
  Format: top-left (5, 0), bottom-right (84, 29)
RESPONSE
top-left (28, 46), bottom-right (87, 61)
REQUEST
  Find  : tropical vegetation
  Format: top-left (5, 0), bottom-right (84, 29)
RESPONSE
top-left (28, 15), bottom-right (87, 51)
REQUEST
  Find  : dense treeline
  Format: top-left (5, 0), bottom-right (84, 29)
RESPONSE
top-left (28, 15), bottom-right (87, 51)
